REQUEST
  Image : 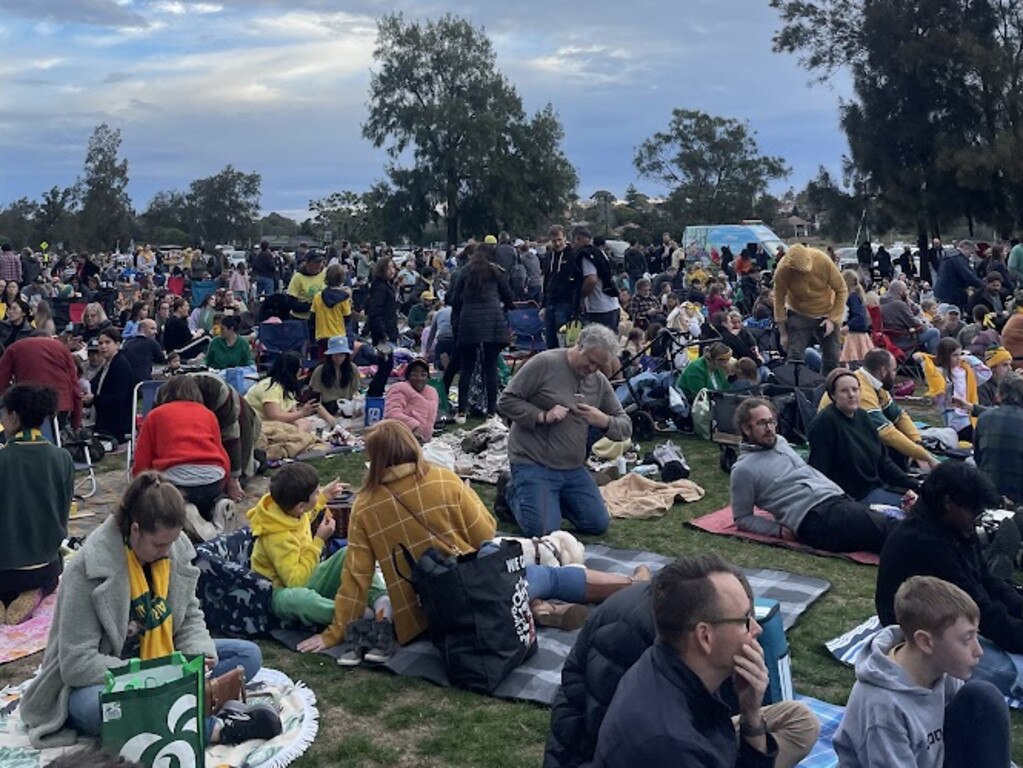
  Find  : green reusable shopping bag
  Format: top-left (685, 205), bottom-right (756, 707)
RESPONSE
top-left (100, 653), bottom-right (206, 768)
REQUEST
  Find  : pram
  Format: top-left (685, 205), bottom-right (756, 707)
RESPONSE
top-left (711, 360), bottom-right (824, 473)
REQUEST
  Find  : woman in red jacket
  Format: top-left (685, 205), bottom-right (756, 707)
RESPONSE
top-left (131, 374), bottom-right (230, 540)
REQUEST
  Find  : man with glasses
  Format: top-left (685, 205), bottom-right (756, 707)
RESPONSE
top-left (583, 554), bottom-right (817, 768)
top-left (729, 398), bottom-right (898, 553)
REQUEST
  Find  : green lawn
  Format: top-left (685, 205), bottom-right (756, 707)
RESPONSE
top-left (274, 427), bottom-right (1023, 765)
top-left (3, 419), bottom-right (1019, 764)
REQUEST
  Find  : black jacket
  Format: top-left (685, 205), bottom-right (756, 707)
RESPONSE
top-left (592, 644), bottom-right (776, 768)
top-left (624, 247), bottom-right (647, 280)
top-left (877, 514), bottom-right (1023, 654)
top-left (544, 247), bottom-right (580, 306)
top-left (449, 264), bottom-right (515, 347)
top-left (162, 315), bottom-right (194, 353)
top-left (90, 352), bottom-right (138, 440)
top-left (544, 583), bottom-right (657, 768)
top-left (366, 278), bottom-right (398, 344)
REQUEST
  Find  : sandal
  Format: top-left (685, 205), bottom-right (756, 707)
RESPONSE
top-left (530, 599), bottom-right (588, 631)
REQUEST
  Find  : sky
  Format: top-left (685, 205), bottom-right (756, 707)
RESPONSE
top-left (0, 0), bottom-right (854, 222)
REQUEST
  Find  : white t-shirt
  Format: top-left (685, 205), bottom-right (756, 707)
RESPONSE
top-left (581, 257), bottom-right (620, 314)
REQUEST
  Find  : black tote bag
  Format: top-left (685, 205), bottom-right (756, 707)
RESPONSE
top-left (394, 539), bottom-right (537, 694)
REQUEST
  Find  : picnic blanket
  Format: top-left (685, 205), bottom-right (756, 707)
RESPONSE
top-left (826, 616), bottom-right (1023, 710)
top-left (794, 694), bottom-right (844, 768)
top-left (272, 542), bottom-right (831, 706)
top-left (0, 593), bottom-right (57, 665)
top-left (687, 506), bottom-right (880, 565)
top-left (598, 473), bottom-right (705, 520)
top-left (257, 421), bottom-right (328, 461)
top-left (0, 667), bottom-right (317, 767)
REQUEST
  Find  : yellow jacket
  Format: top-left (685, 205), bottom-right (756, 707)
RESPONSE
top-left (817, 368), bottom-right (928, 461)
top-left (246, 491), bottom-right (328, 589)
top-left (773, 244), bottom-right (848, 324)
top-left (918, 353), bottom-right (980, 428)
top-left (322, 462), bottom-right (496, 648)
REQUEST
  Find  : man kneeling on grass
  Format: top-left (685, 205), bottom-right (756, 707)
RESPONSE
top-left (834, 576), bottom-right (1010, 767)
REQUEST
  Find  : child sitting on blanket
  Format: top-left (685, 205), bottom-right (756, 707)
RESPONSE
top-left (247, 464), bottom-right (392, 661)
top-left (833, 576), bottom-right (1010, 768)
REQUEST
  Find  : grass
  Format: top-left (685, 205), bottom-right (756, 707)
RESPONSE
top-left (4, 413), bottom-right (1021, 764)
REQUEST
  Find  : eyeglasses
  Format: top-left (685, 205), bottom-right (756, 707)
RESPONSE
top-left (697, 612), bottom-right (754, 632)
top-left (753, 418), bottom-right (777, 428)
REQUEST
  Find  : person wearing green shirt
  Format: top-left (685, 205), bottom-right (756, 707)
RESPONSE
top-left (678, 341), bottom-right (732, 402)
top-left (1008, 237), bottom-right (1023, 284)
top-left (205, 315), bottom-right (253, 370)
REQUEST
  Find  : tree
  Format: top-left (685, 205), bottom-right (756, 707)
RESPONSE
top-left (257, 212), bottom-right (300, 238)
top-left (309, 190), bottom-right (374, 244)
top-left (634, 109), bottom-right (789, 225)
top-left (589, 190), bottom-right (617, 237)
top-left (363, 13), bottom-right (577, 245)
top-left (141, 190), bottom-right (190, 242)
top-left (0, 198), bottom-right (40, 250)
top-left (772, 0), bottom-right (1023, 237)
top-left (186, 165), bottom-right (261, 245)
top-left (33, 186), bottom-right (78, 248)
top-left (78, 123), bottom-right (134, 251)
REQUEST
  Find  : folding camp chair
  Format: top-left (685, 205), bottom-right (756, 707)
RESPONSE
top-left (191, 280), bottom-right (217, 308)
top-left (40, 416), bottom-right (97, 499)
top-left (255, 320), bottom-right (311, 370)
top-left (504, 302), bottom-right (546, 373)
top-left (166, 275), bottom-right (186, 297)
top-left (125, 379), bottom-right (165, 479)
top-left (68, 302), bottom-right (88, 325)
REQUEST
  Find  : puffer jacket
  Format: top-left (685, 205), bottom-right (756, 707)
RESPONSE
top-left (366, 278), bottom-right (398, 344)
top-left (544, 582), bottom-right (655, 768)
top-left (449, 265), bottom-right (515, 347)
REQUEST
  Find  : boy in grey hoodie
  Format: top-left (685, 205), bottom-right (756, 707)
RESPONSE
top-left (834, 576), bottom-right (1010, 767)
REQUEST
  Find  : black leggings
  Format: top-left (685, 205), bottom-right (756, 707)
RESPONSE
top-left (0, 558), bottom-right (62, 604)
top-left (458, 343), bottom-right (502, 416)
top-left (797, 496), bottom-right (899, 554)
top-left (179, 480), bottom-right (224, 521)
top-left (367, 351), bottom-right (393, 398)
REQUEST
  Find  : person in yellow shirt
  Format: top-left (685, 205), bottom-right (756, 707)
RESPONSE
top-left (247, 463), bottom-right (388, 646)
top-left (287, 251), bottom-right (327, 324)
top-left (311, 264), bottom-right (352, 356)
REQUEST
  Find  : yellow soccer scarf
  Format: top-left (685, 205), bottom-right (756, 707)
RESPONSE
top-left (126, 547), bottom-right (174, 660)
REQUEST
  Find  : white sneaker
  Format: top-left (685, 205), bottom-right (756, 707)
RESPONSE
top-left (183, 503), bottom-right (218, 542)
top-left (212, 498), bottom-right (236, 532)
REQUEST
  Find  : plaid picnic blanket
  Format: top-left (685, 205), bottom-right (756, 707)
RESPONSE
top-left (794, 694), bottom-right (844, 768)
top-left (826, 616), bottom-right (1023, 710)
top-left (272, 542), bottom-right (831, 705)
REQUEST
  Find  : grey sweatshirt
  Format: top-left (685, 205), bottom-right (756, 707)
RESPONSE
top-left (498, 348), bottom-right (630, 470)
top-left (729, 434), bottom-right (845, 536)
top-left (833, 627), bottom-right (962, 768)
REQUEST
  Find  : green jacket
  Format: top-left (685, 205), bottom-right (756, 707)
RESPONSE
top-left (677, 356), bottom-right (728, 402)
top-left (205, 335), bottom-right (253, 369)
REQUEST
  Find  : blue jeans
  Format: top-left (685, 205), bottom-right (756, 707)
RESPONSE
top-left (508, 462), bottom-right (610, 537)
top-left (544, 302), bottom-right (575, 350)
top-left (971, 637), bottom-right (1023, 697)
top-left (919, 326), bottom-right (940, 354)
top-left (66, 638), bottom-right (263, 738)
top-left (255, 276), bottom-right (275, 297)
top-left (477, 542), bottom-right (587, 603)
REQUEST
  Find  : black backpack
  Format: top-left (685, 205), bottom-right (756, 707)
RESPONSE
top-left (576, 245), bottom-right (620, 298)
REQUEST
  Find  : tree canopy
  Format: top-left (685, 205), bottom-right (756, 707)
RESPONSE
top-left (634, 109), bottom-right (789, 225)
top-left (363, 13), bottom-right (578, 244)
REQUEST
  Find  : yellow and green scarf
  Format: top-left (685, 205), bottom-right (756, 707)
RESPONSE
top-left (126, 547), bottom-right (174, 660)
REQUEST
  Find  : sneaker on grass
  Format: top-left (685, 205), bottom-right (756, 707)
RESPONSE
top-left (364, 619), bottom-right (396, 664)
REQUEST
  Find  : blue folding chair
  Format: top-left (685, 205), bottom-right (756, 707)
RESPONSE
top-left (507, 302), bottom-right (546, 353)
top-left (126, 379), bottom-right (165, 479)
top-left (256, 320), bottom-right (310, 370)
top-left (191, 280), bottom-right (217, 308)
top-left (41, 416), bottom-right (97, 499)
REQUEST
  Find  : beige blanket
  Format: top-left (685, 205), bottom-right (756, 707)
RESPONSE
top-left (256, 421), bottom-right (326, 461)
top-left (599, 472), bottom-right (705, 520)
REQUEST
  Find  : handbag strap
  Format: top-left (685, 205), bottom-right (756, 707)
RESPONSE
top-left (391, 542), bottom-right (418, 585)
top-left (386, 487), bottom-right (463, 556)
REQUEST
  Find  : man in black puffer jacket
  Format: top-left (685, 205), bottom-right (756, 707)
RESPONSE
top-left (544, 578), bottom-right (818, 768)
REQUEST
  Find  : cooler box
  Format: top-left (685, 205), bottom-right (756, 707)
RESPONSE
top-left (365, 396), bottom-right (385, 427)
top-left (754, 597), bottom-right (792, 704)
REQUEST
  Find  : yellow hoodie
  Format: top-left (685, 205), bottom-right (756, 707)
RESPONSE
top-left (246, 492), bottom-right (327, 589)
top-left (773, 244), bottom-right (848, 325)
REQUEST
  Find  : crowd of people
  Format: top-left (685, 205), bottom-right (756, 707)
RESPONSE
top-left (2, 227), bottom-right (1023, 766)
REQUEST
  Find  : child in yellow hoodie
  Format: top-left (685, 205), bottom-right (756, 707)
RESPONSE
top-left (247, 463), bottom-right (387, 634)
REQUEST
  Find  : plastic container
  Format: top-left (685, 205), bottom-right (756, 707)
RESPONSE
top-left (364, 396), bottom-right (386, 427)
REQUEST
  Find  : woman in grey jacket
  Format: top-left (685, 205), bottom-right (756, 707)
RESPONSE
top-left (19, 472), bottom-right (280, 748)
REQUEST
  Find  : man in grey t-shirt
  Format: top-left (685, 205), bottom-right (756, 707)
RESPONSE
top-left (498, 324), bottom-right (631, 536)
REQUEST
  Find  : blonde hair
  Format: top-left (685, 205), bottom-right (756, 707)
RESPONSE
top-left (360, 419), bottom-right (428, 492)
top-left (895, 575), bottom-right (979, 641)
top-left (842, 269), bottom-right (864, 299)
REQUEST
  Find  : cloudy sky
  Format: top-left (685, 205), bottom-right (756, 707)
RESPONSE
top-left (0, 0), bottom-right (853, 221)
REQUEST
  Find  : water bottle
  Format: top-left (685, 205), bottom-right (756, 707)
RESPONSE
top-left (616, 456), bottom-right (627, 477)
